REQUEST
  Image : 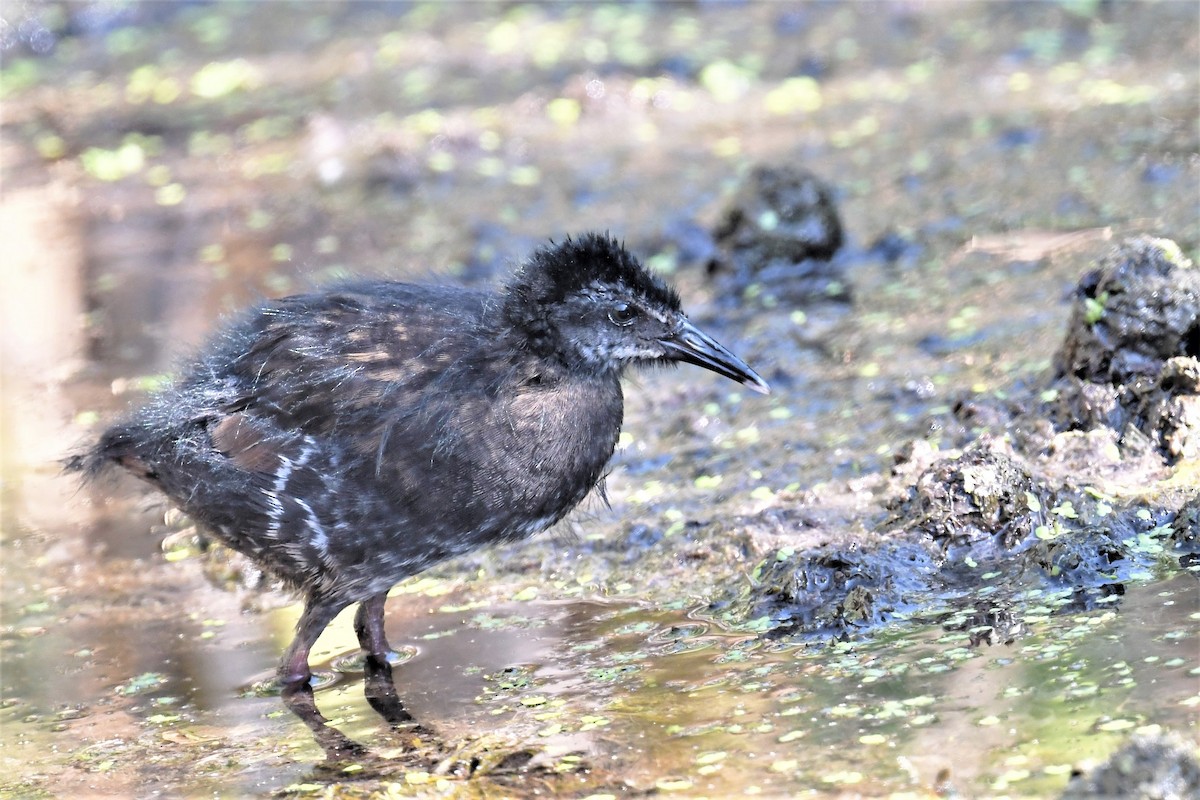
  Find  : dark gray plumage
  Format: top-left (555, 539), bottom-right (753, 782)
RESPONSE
top-left (70, 233), bottom-right (768, 695)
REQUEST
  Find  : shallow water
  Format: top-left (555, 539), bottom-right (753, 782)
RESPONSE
top-left (3, 564), bottom-right (1196, 796)
top-left (2, 1), bottom-right (1198, 797)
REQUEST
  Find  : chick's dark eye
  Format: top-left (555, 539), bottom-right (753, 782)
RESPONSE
top-left (608, 302), bottom-right (638, 326)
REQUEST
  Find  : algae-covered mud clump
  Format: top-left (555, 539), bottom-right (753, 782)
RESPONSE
top-left (707, 164), bottom-right (848, 304)
top-left (1061, 732), bottom-right (1200, 800)
top-left (727, 237), bottom-right (1198, 642)
top-left (1050, 237), bottom-right (1200, 463)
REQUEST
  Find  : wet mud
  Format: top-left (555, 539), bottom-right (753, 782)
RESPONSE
top-left (696, 238), bottom-right (1198, 648)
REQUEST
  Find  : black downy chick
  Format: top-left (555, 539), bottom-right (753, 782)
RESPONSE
top-left (70, 233), bottom-right (768, 701)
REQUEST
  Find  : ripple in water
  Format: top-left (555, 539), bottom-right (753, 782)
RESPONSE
top-left (328, 645), bottom-right (419, 674)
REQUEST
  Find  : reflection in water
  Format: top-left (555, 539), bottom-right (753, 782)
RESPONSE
top-left (282, 655), bottom-right (416, 761)
top-left (1, 186), bottom-right (88, 542)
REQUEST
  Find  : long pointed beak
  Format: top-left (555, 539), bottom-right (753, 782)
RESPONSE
top-left (660, 319), bottom-right (770, 395)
